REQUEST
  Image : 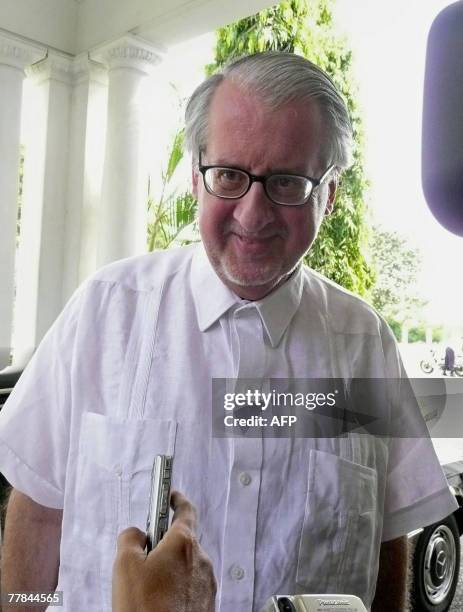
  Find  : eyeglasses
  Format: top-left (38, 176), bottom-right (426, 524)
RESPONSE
top-left (198, 152), bottom-right (334, 207)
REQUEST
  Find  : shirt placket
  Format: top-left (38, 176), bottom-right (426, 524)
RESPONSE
top-left (221, 306), bottom-right (264, 611)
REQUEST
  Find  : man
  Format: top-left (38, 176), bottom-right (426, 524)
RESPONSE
top-left (444, 345), bottom-right (456, 376)
top-left (0, 52), bottom-right (457, 612)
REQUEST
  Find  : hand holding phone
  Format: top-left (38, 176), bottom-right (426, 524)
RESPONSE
top-left (114, 491), bottom-right (216, 612)
top-left (146, 454), bottom-right (173, 552)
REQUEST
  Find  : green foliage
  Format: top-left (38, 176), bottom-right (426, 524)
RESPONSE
top-left (408, 325), bottom-right (426, 343)
top-left (369, 226), bottom-right (427, 324)
top-left (147, 130), bottom-right (198, 251)
top-left (386, 319), bottom-right (402, 342)
top-left (207, 0), bottom-right (373, 295)
top-left (165, 130), bottom-right (185, 182)
top-left (432, 325), bottom-right (444, 343)
top-left (387, 321), bottom-right (442, 344)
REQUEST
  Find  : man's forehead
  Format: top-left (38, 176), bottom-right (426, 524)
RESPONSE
top-left (205, 79), bottom-right (325, 171)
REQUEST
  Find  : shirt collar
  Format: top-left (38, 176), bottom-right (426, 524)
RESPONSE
top-left (191, 244), bottom-right (304, 347)
top-left (253, 265), bottom-right (304, 348)
top-left (191, 244), bottom-right (240, 332)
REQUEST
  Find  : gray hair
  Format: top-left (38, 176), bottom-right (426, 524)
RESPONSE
top-left (185, 51), bottom-right (353, 170)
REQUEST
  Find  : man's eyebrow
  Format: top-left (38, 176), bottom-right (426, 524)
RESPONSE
top-left (204, 157), bottom-right (242, 167)
top-left (205, 157), bottom-right (311, 175)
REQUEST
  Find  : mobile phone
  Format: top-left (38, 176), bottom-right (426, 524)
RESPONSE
top-left (263, 594), bottom-right (367, 612)
top-left (146, 454), bottom-right (173, 552)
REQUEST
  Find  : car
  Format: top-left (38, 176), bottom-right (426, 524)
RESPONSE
top-left (409, 378), bottom-right (463, 611)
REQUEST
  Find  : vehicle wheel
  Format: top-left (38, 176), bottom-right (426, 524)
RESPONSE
top-left (420, 360), bottom-right (434, 374)
top-left (411, 514), bottom-right (460, 612)
top-left (454, 366), bottom-right (463, 377)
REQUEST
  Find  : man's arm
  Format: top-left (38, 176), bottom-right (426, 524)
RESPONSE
top-left (1, 488), bottom-right (62, 612)
top-left (371, 536), bottom-right (408, 612)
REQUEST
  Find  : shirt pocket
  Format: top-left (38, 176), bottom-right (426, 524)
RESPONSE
top-left (64, 412), bottom-right (176, 611)
top-left (296, 449), bottom-right (378, 600)
top-left (73, 411), bottom-right (177, 547)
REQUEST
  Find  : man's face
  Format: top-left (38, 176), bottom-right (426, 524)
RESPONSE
top-left (192, 80), bottom-right (337, 300)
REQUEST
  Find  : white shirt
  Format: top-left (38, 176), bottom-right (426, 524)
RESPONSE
top-left (0, 243), bottom-right (456, 612)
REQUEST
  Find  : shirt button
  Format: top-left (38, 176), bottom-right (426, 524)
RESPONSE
top-left (230, 564), bottom-right (245, 581)
top-left (239, 472), bottom-right (252, 486)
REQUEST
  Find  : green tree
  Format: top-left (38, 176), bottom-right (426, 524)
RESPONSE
top-left (207, 0), bottom-right (373, 295)
top-left (432, 325), bottom-right (444, 343)
top-left (369, 226), bottom-right (427, 331)
top-left (408, 325), bottom-right (426, 343)
top-left (147, 130), bottom-right (198, 251)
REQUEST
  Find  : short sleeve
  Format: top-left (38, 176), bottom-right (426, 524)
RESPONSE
top-left (0, 285), bottom-right (85, 509)
top-left (379, 321), bottom-right (458, 541)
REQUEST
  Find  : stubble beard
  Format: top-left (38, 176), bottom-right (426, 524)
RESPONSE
top-left (208, 244), bottom-right (301, 293)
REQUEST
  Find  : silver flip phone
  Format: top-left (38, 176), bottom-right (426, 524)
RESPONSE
top-left (146, 454), bottom-right (173, 552)
top-left (263, 594), bottom-right (367, 612)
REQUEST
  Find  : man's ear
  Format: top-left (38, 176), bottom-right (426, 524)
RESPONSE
top-left (324, 176), bottom-right (338, 216)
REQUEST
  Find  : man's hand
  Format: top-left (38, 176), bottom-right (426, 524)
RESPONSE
top-left (112, 490), bottom-right (216, 612)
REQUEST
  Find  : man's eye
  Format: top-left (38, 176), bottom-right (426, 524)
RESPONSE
top-left (275, 176), bottom-right (299, 189)
top-left (212, 169), bottom-right (247, 193)
top-left (217, 170), bottom-right (242, 184)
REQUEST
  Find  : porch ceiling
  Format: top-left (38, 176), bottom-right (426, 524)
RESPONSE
top-left (0, 0), bottom-right (273, 56)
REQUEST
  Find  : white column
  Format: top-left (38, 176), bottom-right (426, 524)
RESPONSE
top-left (92, 35), bottom-right (162, 266)
top-left (0, 34), bottom-right (45, 369)
top-left (62, 55), bottom-right (108, 302)
top-left (12, 52), bottom-right (73, 365)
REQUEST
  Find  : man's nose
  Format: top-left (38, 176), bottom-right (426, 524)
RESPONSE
top-left (232, 182), bottom-right (276, 233)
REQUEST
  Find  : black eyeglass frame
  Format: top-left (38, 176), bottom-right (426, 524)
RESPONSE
top-left (197, 152), bottom-right (335, 207)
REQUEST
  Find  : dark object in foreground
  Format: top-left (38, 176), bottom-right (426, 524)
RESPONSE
top-left (422, 0), bottom-right (463, 236)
